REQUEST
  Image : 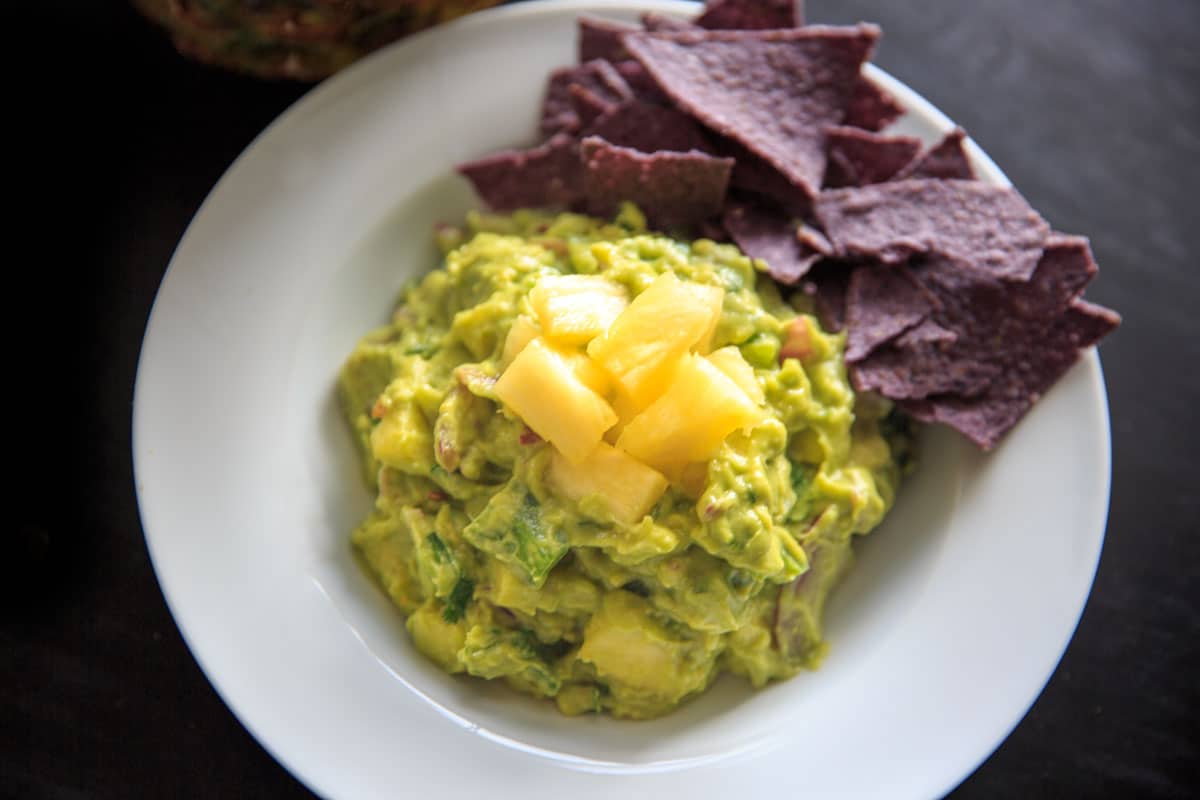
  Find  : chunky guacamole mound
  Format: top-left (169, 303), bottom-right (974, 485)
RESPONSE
top-left (338, 206), bottom-right (910, 719)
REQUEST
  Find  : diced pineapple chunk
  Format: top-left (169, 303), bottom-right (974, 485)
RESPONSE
top-left (587, 272), bottom-right (724, 409)
top-left (603, 387), bottom-right (642, 444)
top-left (706, 346), bottom-right (765, 406)
top-left (501, 315), bottom-right (540, 366)
top-left (678, 462), bottom-right (710, 500)
top-left (530, 274), bottom-right (629, 346)
top-left (616, 353), bottom-right (763, 477)
top-left (493, 337), bottom-right (617, 462)
top-left (580, 604), bottom-right (675, 691)
top-left (578, 592), bottom-right (718, 704)
top-left (694, 291), bottom-right (724, 355)
top-left (548, 441), bottom-right (668, 525)
top-left (560, 349), bottom-right (613, 397)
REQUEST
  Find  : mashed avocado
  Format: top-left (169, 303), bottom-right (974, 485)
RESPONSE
top-left (338, 205), bottom-right (910, 719)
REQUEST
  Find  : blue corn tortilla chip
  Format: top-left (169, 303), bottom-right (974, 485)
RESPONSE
top-left (802, 262), bottom-right (851, 332)
top-left (695, 0), bottom-right (805, 30)
top-left (640, 12), bottom-right (698, 32)
top-left (541, 60), bottom-right (635, 137)
top-left (622, 25), bottom-right (880, 202)
top-left (580, 136), bottom-right (734, 229)
top-left (698, 218), bottom-right (731, 242)
top-left (583, 100), bottom-right (716, 155)
top-left (1014, 233), bottom-right (1101, 309)
top-left (843, 77), bottom-right (904, 132)
top-left (850, 236), bottom-right (1119, 448)
top-left (578, 16), bottom-right (636, 62)
top-left (814, 179), bottom-right (1051, 281)
top-left (896, 127), bottom-right (975, 180)
top-left (849, 235), bottom-right (1095, 400)
top-left (569, 84), bottom-right (619, 128)
top-left (722, 200), bottom-right (821, 283)
top-left (893, 318), bottom-right (956, 348)
top-left (824, 125), bottom-right (923, 187)
top-left (612, 60), bottom-right (668, 104)
top-left (851, 234), bottom-right (1105, 399)
top-left (797, 222), bottom-right (833, 255)
top-left (457, 133), bottom-right (582, 211)
top-left (843, 264), bottom-right (940, 361)
top-left (540, 76), bottom-right (578, 137)
top-left (725, 138), bottom-right (815, 217)
top-left (852, 337), bottom-right (999, 400)
top-left (898, 298), bottom-right (1119, 449)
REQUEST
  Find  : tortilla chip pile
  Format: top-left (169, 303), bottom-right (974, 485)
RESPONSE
top-left (456, 0), bottom-right (1119, 450)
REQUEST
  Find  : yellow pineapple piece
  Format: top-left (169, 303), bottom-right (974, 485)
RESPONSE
top-left (560, 349), bottom-right (613, 397)
top-left (706, 346), bottom-right (765, 406)
top-left (603, 387), bottom-right (642, 444)
top-left (694, 292), bottom-right (724, 355)
top-left (493, 337), bottom-right (617, 462)
top-left (587, 272), bottom-right (724, 409)
top-left (678, 462), bottom-right (710, 499)
top-left (530, 274), bottom-right (629, 346)
top-left (548, 441), bottom-right (668, 526)
top-left (579, 595), bottom-right (678, 693)
top-left (501, 315), bottom-right (540, 366)
top-left (578, 592), bottom-right (718, 710)
top-left (616, 353), bottom-right (763, 478)
top-left (503, 318), bottom-right (610, 395)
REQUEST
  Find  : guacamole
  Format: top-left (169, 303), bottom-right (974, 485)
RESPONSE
top-left (338, 206), bottom-right (910, 719)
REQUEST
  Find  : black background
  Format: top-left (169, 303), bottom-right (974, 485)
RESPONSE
top-left (6, 1), bottom-right (1197, 797)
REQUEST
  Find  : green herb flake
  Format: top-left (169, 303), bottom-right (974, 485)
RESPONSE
top-left (442, 578), bottom-right (475, 623)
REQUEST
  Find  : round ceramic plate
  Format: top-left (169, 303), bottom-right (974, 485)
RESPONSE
top-left (133, 2), bottom-right (1113, 797)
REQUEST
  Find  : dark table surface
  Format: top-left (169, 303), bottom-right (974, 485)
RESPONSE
top-left (8, 1), bottom-right (1197, 797)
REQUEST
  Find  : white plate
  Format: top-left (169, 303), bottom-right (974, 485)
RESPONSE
top-left (133, 2), bottom-right (1113, 797)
